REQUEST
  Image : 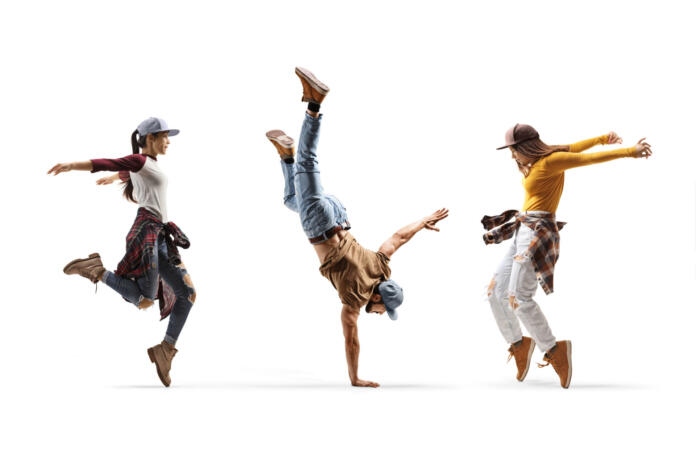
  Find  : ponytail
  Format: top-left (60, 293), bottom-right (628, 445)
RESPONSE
top-left (131, 129), bottom-right (141, 154)
top-left (122, 129), bottom-right (145, 203)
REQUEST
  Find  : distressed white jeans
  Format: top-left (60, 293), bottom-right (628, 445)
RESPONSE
top-left (487, 220), bottom-right (557, 353)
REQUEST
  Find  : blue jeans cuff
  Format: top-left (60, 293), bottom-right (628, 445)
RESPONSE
top-left (304, 112), bottom-right (322, 122)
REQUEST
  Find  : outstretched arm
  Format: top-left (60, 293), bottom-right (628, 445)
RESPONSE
top-left (568, 132), bottom-right (621, 152)
top-left (378, 208), bottom-right (449, 259)
top-left (341, 305), bottom-right (379, 388)
top-left (47, 161), bottom-right (93, 175)
top-left (48, 154), bottom-right (146, 177)
top-left (96, 173), bottom-right (122, 185)
top-left (545, 138), bottom-right (651, 173)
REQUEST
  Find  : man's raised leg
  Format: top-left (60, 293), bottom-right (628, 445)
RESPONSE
top-left (294, 67), bottom-right (331, 218)
top-left (266, 130), bottom-right (299, 212)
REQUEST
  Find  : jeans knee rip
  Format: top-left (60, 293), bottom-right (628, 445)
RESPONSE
top-left (487, 277), bottom-right (496, 298)
top-left (182, 274), bottom-right (196, 304)
top-left (137, 296), bottom-right (155, 310)
top-left (508, 294), bottom-right (520, 310)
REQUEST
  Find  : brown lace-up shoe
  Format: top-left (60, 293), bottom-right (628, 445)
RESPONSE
top-left (63, 253), bottom-right (106, 283)
top-left (266, 130), bottom-right (295, 160)
top-left (295, 67), bottom-right (329, 104)
top-left (538, 340), bottom-right (572, 388)
top-left (147, 341), bottom-right (178, 387)
top-left (508, 336), bottom-right (536, 382)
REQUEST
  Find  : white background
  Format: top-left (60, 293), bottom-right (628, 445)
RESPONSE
top-left (1, 1), bottom-right (694, 462)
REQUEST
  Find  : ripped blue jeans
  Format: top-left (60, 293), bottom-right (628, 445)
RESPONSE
top-left (102, 236), bottom-right (195, 344)
top-left (280, 113), bottom-right (349, 242)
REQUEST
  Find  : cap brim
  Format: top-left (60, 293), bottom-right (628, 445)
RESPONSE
top-left (166, 129), bottom-right (180, 136)
top-left (386, 308), bottom-right (398, 321)
top-left (497, 135), bottom-right (538, 150)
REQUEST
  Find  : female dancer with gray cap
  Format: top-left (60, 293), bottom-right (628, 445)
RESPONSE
top-left (483, 124), bottom-right (651, 388)
top-left (266, 67), bottom-right (448, 388)
top-left (47, 117), bottom-right (196, 387)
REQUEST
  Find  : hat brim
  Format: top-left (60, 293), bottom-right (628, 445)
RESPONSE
top-left (142, 129), bottom-right (180, 137)
top-left (496, 135), bottom-right (538, 151)
top-left (386, 308), bottom-right (398, 321)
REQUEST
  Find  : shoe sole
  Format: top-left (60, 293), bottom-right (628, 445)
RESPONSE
top-left (295, 67), bottom-right (330, 94)
top-left (265, 130), bottom-right (294, 148)
top-left (147, 347), bottom-right (171, 387)
top-left (518, 339), bottom-right (536, 382)
top-left (63, 253), bottom-right (100, 274)
top-left (563, 341), bottom-right (572, 389)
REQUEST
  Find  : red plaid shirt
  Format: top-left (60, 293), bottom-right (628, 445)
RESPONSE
top-left (115, 208), bottom-right (190, 320)
top-left (481, 210), bottom-right (566, 295)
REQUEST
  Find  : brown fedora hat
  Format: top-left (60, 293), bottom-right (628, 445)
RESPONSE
top-left (496, 123), bottom-right (539, 150)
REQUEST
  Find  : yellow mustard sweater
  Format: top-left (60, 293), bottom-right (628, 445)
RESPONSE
top-left (522, 135), bottom-right (636, 213)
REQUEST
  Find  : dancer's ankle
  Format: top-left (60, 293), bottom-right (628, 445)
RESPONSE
top-left (306, 102), bottom-right (320, 119)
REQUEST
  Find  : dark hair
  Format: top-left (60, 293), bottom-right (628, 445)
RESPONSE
top-left (365, 291), bottom-right (381, 313)
top-left (512, 137), bottom-right (570, 177)
top-left (122, 130), bottom-right (151, 202)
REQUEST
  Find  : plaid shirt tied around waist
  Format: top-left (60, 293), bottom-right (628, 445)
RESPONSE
top-left (481, 209), bottom-right (566, 295)
top-left (115, 207), bottom-right (190, 320)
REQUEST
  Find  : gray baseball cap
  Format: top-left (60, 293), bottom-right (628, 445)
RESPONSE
top-left (137, 117), bottom-right (179, 137)
top-left (377, 279), bottom-right (404, 321)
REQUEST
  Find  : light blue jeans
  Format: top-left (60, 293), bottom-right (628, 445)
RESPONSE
top-left (102, 237), bottom-right (195, 345)
top-left (487, 221), bottom-right (557, 353)
top-left (280, 113), bottom-right (349, 241)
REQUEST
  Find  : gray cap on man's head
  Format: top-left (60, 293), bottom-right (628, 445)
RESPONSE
top-left (137, 117), bottom-right (179, 137)
top-left (377, 279), bottom-right (404, 321)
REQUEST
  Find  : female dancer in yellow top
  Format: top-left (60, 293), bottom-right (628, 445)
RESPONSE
top-left (483, 124), bottom-right (652, 388)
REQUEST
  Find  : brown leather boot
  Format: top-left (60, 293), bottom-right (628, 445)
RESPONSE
top-left (508, 336), bottom-right (536, 382)
top-left (147, 341), bottom-right (178, 387)
top-left (63, 253), bottom-right (106, 283)
top-left (538, 340), bottom-right (572, 388)
top-left (295, 67), bottom-right (329, 104)
top-left (266, 130), bottom-right (295, 161)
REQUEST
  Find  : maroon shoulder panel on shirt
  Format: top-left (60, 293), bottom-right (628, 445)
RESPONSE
top-left (90, 154), bottom-right (147, 173)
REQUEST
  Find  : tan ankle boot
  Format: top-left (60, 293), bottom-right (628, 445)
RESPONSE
top-left (147, 341), bottom-right (178, 387)
top-left (266, 130), bottom-right (295, 160)
top-left (508, 336), bottom-right (536, 382)
top-left (539, 340), bottom-right (572, 388)
top-left (295, 67), bottom-right (329, 104)
top-left (63, 253), bottom-right (106, 283)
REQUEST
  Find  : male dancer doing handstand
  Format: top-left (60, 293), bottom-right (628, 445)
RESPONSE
top-left (266, 68), bottom-right (448, 388)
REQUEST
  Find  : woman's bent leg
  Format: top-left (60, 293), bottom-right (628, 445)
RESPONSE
top-left (102, 267), bottom-right (158, 309)
top-left (488, 243), bottom-right (523, 344)
top-left (158, 244), bottom-right (195, 345)
top-left (508, 224), bottom-right (556, 353)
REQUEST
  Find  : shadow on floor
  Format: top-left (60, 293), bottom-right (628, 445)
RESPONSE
top-left (112, 382), bottom-right (457, 390)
